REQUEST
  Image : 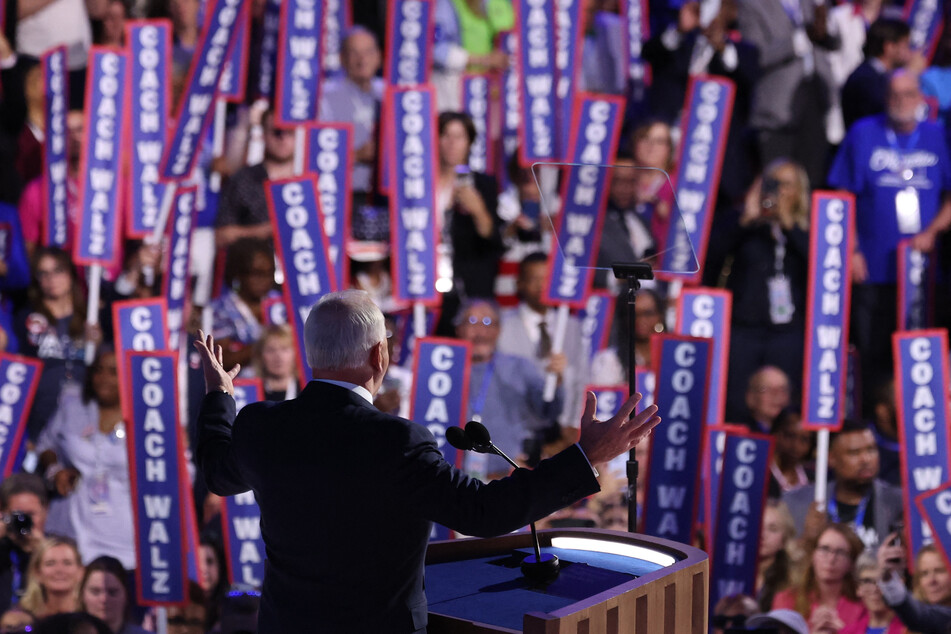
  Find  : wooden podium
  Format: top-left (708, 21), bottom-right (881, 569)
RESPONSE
top-left (424, 528), bottom-right (708, 634)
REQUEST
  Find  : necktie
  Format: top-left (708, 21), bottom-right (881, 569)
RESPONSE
top-left (538, 320), bottom-right (552, 359)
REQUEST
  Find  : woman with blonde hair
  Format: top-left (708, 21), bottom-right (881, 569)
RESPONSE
top-left (724, 158), bottom-right (812, 421)
top-left (756, 500), bottom-right (799, 612)
top-left (252, 324), bottom-right (300, 401)
top-left (911, 543), bottom-right (951, 607)
top-left (20, 537), bottom-right (83, 618)
top-left (772, 523), bottom-right (866, 631)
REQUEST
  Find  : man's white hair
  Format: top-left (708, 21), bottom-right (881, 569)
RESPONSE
top-left (304, 290), bottom-right (386, 371)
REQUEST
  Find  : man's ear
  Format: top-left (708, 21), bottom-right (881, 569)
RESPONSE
top-left (370, 340), bottom-right (385, 372)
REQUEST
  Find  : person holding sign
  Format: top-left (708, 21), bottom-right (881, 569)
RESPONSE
top-left (194, 289), bottom-right (661, 633)
top-left (829, 69), bottom-right (951, 405)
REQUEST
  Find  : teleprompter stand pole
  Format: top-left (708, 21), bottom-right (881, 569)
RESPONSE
top-left (612, 262), bottom-right (654, 534)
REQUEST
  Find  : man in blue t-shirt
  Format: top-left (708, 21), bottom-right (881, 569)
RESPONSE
top-left (828, 70), bottom-right (951, 408)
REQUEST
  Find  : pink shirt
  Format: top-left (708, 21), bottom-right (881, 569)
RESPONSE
top-left (772, 588), bottom-right (867, 631)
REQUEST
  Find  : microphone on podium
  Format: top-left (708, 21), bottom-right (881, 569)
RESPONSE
top-left (446, 421), bottom-right (561, 582)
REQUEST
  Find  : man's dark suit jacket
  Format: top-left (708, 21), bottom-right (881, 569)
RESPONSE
top-left (198, 381), bottom-right (600, 633)
top-left (841, 59), bottom-right (888, 131)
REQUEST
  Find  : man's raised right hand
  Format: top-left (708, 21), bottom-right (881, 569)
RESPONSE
top-left (577, 392), bottom-right (661, 467)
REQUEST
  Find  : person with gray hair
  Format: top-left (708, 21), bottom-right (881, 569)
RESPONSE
top-left (839, 552), bottom-right (903, 633)
top-left (193, 289), bottom-right (661, 633)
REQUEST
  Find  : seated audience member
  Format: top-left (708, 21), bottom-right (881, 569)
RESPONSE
top-left (745, 609), bottom-right (809, 634)
top-left (496, 157), bottom-right (548, 267)
top-left (374, 314), bottom-right (411, 418)
top-left (840, 552), bottom-right (904, 634)
top-left (0, 606), bottom-right (35, 633)
top-left (0, 474), bottom-right (49, 613)
top-left (198, 537), bottom-right (227, 632)
top-left (757, 500), bottom-right (798, 612)
top-left (711, 593), bottom-right (759, 634)
top-left (14, 247), bottom-right (101, 442)
top-left (768, 408), bottom-right (813, 499)
top-left (36, 347), bottom-right (135, 569)
top-left (738, 366), bottom-right (792, 434)
top-left (19, 537), bottom-right (83, 618)
top-left (877, 537), bottom-right (951, 632)
top-left (912, 544), bottom-right (951, 608)
top-left (348, 242), bottom-right (403, 314)
top-left (772, 523), bottom-right (867, 631)
top-left (78, 556), bottom-right (147, 634)
top-left (434, 112), bottom-right (504, 334)
top-left (211, 238), bottom-right (281, 375)
top-left (214, 110), bottom-right (295, 250)
top-left (590, 287), bottom-right (666, 386)
top-left (724, 160), bottom-right (811, 420)
top-left (162, 582), bottom-right (206, 634)
top-left (318, 26), bottom-right (384, 205)
top-left (252, 324), bottom-right (300, 402)
top-left (783, 419), bottom-right (902, 550)
top-left (498, 252), bottom-right (586, 430)
top-left (869, 378), bottom-right (900, 487)
top-left (455, 299), bottom-right (563, 475)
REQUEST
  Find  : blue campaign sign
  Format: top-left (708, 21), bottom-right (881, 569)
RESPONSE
top-left (159, 0), bottom-right (242, 181)
top-left (894, 330), bottom-right (951, 561)
top-left (802, 192), bottom-right (855, 430)
top-left (578, 290), bottom-right (615, 365)
top-left (126, 21), bottom-right (171, 238)
top-left (676, 288), bottom-right (732, 426)
top-left (554, 0), bottom-right (584, 160)
top-left (703, 424), bottom-right (746, 543)
top-left (218, 2), bottom-right (248, 103)
top-left (0, 354), bottom-right (42, 477)
top-left (915, 482), bottom-right (951, 577)
top-left (905, 0), bottom-right (944, 61)
top-left (75, 48), bottom-right (127, 268)
top-left (123, 351), bottom-right (187, 605)
top-left (544, 95), bottom-right (625, 308)
top-left (322, 0), bottom-right (351, 78)
top-left (112, 298), bottom-right (169, 356)
top-left (515, 0), bottom-right (557, 164)
top-left (898, 239), bottom-right (936, 331)
top-left (41, 46), bottom-right (68, 248)
top-left (265, 177), bottom-right (336, 384)
top-left (163, 187), bottom-right (196, 350)
top-left (222, 378), bottom-right (266, 587)
top-left (589, 385), bottom-right (628, 420)
top-left (461, 73), bottom-right (492, 174)
top-left (389, 86), bottom-right (439, 305)
top-left (620, 0), bottom-right (650, 89)
top-left (262, 296), bottom-right (287, 326)
top-left (642, 334), bottom-right (711, 543)
top-left (274, 0), bottom-right (323, 126)
top-left (255, 0), bottom-right (281, 100)
top-left (384, 0), bottom-right (433, 86)
top-left (306, 123), bottom-right (353, 291)
top-left (710, 432), bottom-right (773, 608)
top-left (633, 367), bottom-right (655, 413)
top-left (660, 76), bottom-right (735, 281)
top-left (497, 31), bottom-right (519, 189)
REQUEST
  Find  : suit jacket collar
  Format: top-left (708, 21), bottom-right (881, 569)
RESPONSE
top-left (300, 380), bottom-right (378, 411)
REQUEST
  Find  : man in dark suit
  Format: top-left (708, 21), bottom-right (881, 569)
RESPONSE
top-left (841, 18), bottom-right (912, 131)
top-left (194, 290), bottom-right (661, 633)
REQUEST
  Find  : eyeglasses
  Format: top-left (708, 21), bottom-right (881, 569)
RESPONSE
top-left (466, 316), bottom-right (494, 327)
top-left (267, 126), bottom-right (292, 138)
top-left (815, 544), bottom-right (851, 561)
top-left (36, 265), bottom-right (67, 279)
top-left (858, 577), bottom-right (878, 586)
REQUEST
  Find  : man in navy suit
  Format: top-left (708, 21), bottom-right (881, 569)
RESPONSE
top-left (194, 290), bottom-right (661, 633)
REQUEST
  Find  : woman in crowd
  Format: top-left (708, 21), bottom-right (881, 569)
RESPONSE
top-left (912, 544), bottom-right (951, 607)
top-left (14, 247), bottom-right (100, 442)
top-left (768, 408), bottom-right (814, 499)
top-left (756, 500), bottom-right (798, 612)
top-left (629, 119), bottom-right (675, 245)
top-left (36, 347), bottom-right (135, 570)
top-left (20, 537), bottom-right (83, 618)
top-left (435, 112), bottom-right (504, 333)
top-left (211, 238), bottom-right (281, 376)
top-left (724, 159), bottom-right (811, 420)
top-left (79, 556), bottom-right (147, 634)
top-left (198, 536), bottom-right (227, 631)
top-left (772, 523), bottom-right (866, 631)
top-left (0, 606), bottom-right (35, 633)
top-left (252, 324), bottom-right (300, 402)
top-left (590, 287), bottom-right (666, 386)
top-left (840, 553), bottom-right (905, 634)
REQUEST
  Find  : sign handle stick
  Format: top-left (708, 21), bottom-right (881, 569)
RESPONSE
top-left (84, 264), bottom-right (102, 365)
top-left (413, 302), bottom-right (426, 339)
top-left (814, 429), bottom-right (830, 506)
top-left (143, 184), bottom-right (177, 287)
top-left (209, 98), bottom-right (227, 194)
top-left (293, 126), bottom-right (305, 176)
top-left (156, 606), bottom-right (167, 634)
top-left (542, 303), bottom-right (569, 402)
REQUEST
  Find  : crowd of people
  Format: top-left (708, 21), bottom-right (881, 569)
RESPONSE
top-left (0, 0), bottom-right (948, 631)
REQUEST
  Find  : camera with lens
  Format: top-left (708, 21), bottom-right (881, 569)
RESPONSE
top-left (4, 511), bottom-right (33, 538)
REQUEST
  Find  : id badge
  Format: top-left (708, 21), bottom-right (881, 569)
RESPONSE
top-left (768, 275), bottom-right (795, 325)
top-left (88, 471), bottom-right (112, 515)
top-left (896, 187), bottom-right (921, 234)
